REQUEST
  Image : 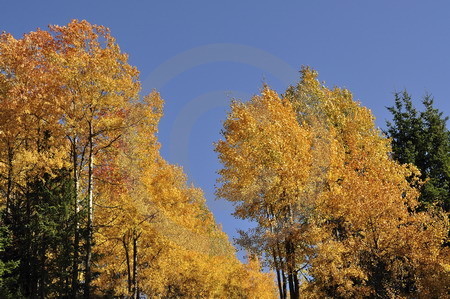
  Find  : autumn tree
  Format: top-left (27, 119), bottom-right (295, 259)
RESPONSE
top-left (0, 20), bottom-right (140, 297)
top-left (217, 68), bottom-right (450, 298)
top-left (0, 26), bottom-right (76, 298)
top-left (288, 69), bottom-right (450, 297)
top-left (216, 88), bottom-right (315, 299)
top-left (93, 91), bottom-right (276, 298)
top-left (0, 20), bottom-right (279, 298)
top-left (46, 20), bottom-right (140, 297)
top-left (93, 92), bottom-right (163, 297)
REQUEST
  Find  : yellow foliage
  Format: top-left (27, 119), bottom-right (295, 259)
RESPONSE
top-left (93, 91), bottom-right (277, 297)
top-left (217, 67), bottom-right (449, 298)
top-left (0, 21), bottom-right (276, 298)
top-left (289, 68), bottom-right (450, 298)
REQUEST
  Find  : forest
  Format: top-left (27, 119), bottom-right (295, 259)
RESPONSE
top-left (0, 20), bottom-right (449, 298)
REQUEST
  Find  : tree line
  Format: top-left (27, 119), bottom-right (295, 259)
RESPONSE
top-left (0, 20), bottom-right (276, 298)
top-left (0, 20), bottom-right (449, 299)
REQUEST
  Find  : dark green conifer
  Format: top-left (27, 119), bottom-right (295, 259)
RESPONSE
top-left (386, 91), bottom-right (450, 212)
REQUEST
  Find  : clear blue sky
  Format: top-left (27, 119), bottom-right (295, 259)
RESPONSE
top-left (2, 1), bottom-right (449, 257)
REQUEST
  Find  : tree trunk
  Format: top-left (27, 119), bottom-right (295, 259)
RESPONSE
top-left (84, 122), bottom-right (94, 298)
top-left (293, 269), bottom-right (300, 299)
top-left (6, 144), bottom-right (13, 216)
top-left (272, 247), bottom-right (287, 299)
top-left (272, 248), bottom-right (283, 299)
top-left (123, 233), bottom-right (132, 293)
top-left (276, 242), bottom-right (287, 299)
top-left (71, 139), bottom-right (80, 298)
top-left (285, 239), bottom-right (299, 299)
top-left (132, 230), bottom-right (140, 299)
top-left (286, 203), bottom-right (299, 299)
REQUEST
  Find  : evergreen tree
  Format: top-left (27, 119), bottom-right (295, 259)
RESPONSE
top-left (1, 170), bottom-right (78, 297)
top-left (386, 91), bottom-right (450, 212)
top-left (0, 217), bottom-right (20, 298)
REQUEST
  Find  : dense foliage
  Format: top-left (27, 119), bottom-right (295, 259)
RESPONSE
top-left (386, 91), bottom-right (450, 212)
top-left (216, 68), bottom-right (450, 298)
top-left (1, 19), bottom-right (449, 299)
top-left (0, 20), bottom-right (276, 298)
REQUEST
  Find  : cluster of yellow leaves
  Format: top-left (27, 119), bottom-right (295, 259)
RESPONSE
top-left (0, 29), bottom-right (68, 191)
top-left (217, 67), bottom-right (450, 298)
top-left (216, 86), bottom-right (317, 298)
top-left (93, 91), bottom-right (277, 297)
top-left (285, 68), bottom-right (450, 298)
top-left (217, 88), bottom-right (312, 223)
top-left (0, 20), bottom-right (277, 298)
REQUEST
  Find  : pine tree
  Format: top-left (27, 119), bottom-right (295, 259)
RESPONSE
top-left (386, 91), bottom-right (450, 211)
top-left (0, 170), bottom-right (78, 298)
top-left (0, 217), bottom-right (19, 298)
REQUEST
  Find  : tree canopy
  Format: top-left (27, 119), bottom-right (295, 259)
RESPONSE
top-left (1, 19), bottom-right (449, 299)
top-left (216, 68), bottom-right (450, 298)
top-left (0, 20), bottom-right (276, 298)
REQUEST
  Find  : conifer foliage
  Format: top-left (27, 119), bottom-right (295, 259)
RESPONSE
top-left (386, 91), bottom-right (450, 212)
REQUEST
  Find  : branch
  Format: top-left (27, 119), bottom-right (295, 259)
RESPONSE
top-left (93, 134), bottom-right (122, 155)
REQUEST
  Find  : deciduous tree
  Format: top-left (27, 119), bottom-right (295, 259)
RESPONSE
top-left (217, 68), bottom-right (450, 298)
top-left (216, 87), bottom-right (314, 299)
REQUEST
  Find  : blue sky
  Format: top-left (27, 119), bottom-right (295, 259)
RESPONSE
top-left (2, 1), bottom-right (449, 256)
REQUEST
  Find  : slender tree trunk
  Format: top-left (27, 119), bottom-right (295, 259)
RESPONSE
top-left (272, 247), bottom-right (285, 299)
top-left (285, 239), bottom-right (299, 299)
top-left (293, 269), bottom-right (300, 299)
top-left (39, 235), bottom-right (47, 299)
top-left (71, 139), bottom-right (80, 298)
top-left (6, 144), bottom-right (13, 216)
top-left (123, 233), bottom-right (132, 293)
top-left (288, 273), bottom-right (295, 299)
top-left (132, 231), bottom-right (138, 299)
top-left (276, 242), bottom-right (287, 299)
top-left (84, 122), bottom-right (94, 298)
top-left (286, 203), bottom-right (299, 299)
top-left (267, 208), bottom-right (285, 299)
top-left (266, 207), bottom-right (287, 299)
